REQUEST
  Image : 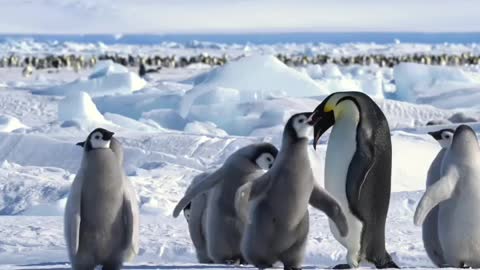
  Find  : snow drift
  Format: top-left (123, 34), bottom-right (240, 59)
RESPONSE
top-left (0, 114), bottom-right (28, 132)
top-left (40, 61), bottom-right (147, 97)
top-left (58, 91), bottom-right (108, 125)
top-left (178, 54), bottom-right (328, 117)
top-left (393, 63), bottom-right (480, 105)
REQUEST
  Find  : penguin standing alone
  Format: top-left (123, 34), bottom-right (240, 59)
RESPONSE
top-left (309, 92), bottom-right (398, 269)
top-left (65, 128), bottom-right (139, 270)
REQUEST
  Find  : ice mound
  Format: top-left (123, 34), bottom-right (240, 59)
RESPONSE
top-left (0, 115), bottom-right (28, 132)
top-left (183, 97), bottom-right (320, 136)
top-left (179, 54), bottom-right (327, 117)
top-left (142, 109), bottom-right (187, 130)
top-left (104, 113), bottom-right (162, 132)
top-left (21, 197), bottom-right (67, 216)
top-left (184, 121), bottom-right (228, 136)
top-left (323, 64), bottom-right (343, 78)
top-left (416, 86), bottom-right (480, 110)
top-left (375, 99), bottom-right (453, 129)
top-left (448, 112), bottom-right (478, 123)
top-left (89, 60), bottom-right (129, 79)
top-left (393, 63), bottom-right (480, 103)
top-left (58, 91), bottom-right (110, 127)
top-left (306, 65), bottom-right (386, 99)
top-left (40, 60), bottom-right (147, 97)
top-left (95, 90), bottom-right (183, 119)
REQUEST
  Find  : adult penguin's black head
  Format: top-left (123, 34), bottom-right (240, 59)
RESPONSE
top-left (76, 128), bottom-right (115, 152)
top-left (308, 92), bottom-right (367, 149)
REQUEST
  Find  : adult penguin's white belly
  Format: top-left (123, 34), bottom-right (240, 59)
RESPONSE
top-left (324, 119), bottom-right (363, 260)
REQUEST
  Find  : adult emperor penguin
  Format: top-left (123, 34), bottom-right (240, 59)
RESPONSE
top-left (236, 112), bottom-right (348, 270)
top-left (66, 128), bottom-right (139, 270)
top-left (309, 92), bottom-right (398, 269)
top-left (181, 172), bottom-right (214, 263)
top-left (422, 129), bottom-right (454, 267)
top-left (415, 125), bottom-right (480, 268)
top-left (172, 143), bottom-right (279, 264)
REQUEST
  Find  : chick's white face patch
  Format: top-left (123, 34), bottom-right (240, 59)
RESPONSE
top-left (293, 114), bottom-right (312, 139)
top-left (439, 130), bottom-right (454, 148)
top-left (89, 131), bottom-right (111, 149)
top-left (256, 153), bottom-right (275, 170)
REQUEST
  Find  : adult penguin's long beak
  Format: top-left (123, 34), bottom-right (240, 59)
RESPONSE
top-left (307, 102), bottom-right (335, 150)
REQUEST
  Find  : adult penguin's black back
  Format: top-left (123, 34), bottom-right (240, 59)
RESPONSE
top-left (310, 91), bottom-right (397, 268)
top-left (350, 93), bottom-right (393, 267)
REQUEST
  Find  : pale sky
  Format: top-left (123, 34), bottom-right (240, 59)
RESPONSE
top-left (0, 0), bottom-right (479, 34)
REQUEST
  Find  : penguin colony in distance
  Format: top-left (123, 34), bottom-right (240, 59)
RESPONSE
top-left (415, 125), bottom-right (480, 268)
top-left (1, 52), bottom-right (480, 72)
top-left (172, 143), bottom-right (279, 264)
top-left (65, 129), bottom-right (139, 270)
top-left (63, 91), bottom-right (480, 269)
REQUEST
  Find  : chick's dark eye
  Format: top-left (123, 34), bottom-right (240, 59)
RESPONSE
top-left (266, 157), bottom-right (272, 162)
top-left (299, 119), bottom-right (304, 123)
top-left (95, 135), bottom-right (100, 139)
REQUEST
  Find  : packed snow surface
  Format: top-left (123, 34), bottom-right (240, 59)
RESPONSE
top-left (0, 44), bottom-right (479, 269)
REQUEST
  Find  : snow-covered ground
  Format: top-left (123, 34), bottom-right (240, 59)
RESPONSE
top-left (0, 45), bottom-right (479, 269)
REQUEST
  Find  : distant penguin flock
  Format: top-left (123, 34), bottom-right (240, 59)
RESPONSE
top-left (61, 91), bottom-right (480, 269)
top-left (2, 52), bottom-right (480, 77)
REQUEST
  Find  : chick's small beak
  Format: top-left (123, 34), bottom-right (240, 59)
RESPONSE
top-left (76, 141), bottom-right (85, 148)
top-left (307, 112), bottom-right (320, 126)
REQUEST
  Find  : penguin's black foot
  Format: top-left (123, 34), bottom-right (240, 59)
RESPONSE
top-left (460, 262), bottom-right (471, 269)
top-left (375, 261), bottom-right (400, 269)
top-left (239, 258), bottom-right (249, 265)
top-left (225, 259), bottom-right (240, 265)
top-left (284, 266), bottom-right (301, 270)
top-left (333, 264), bottom-right (351, 269)
top-left (255, 264), bottom-right (273, 270)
